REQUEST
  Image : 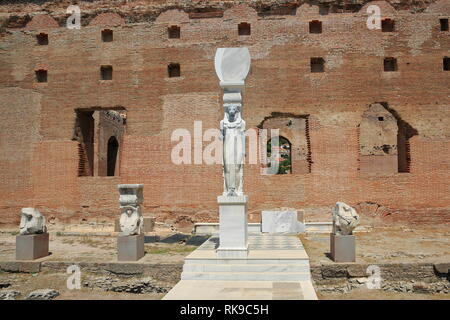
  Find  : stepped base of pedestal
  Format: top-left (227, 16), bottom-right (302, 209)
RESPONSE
top-left (163, 234), bottom-right (317, 300)
top-left (216, 246), bottom-right (249, 259)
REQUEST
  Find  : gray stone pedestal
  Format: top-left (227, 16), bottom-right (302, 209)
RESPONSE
top-left (117, 233), bottom-right (145, 261)
top-left (16, 233), bottom-right (49, 260)
top-left (216, 195), bottom-right (248, 258)
top-left (330, 233), bottom-right (355, 262)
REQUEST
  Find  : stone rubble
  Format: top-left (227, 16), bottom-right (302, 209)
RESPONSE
top-left (317, 279), bottom-right (450, 294)
top-left (83, 276), bottom-right (169, 294)
top-left (26, 289), bottom-right (60, 300)
top-left (0, 290), bottom-right (21, 300)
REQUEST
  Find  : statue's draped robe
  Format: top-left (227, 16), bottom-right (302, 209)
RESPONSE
top-left (222, 117), bottom-right (245, 195)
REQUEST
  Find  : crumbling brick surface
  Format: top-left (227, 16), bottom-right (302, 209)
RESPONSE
top-left (0, 1), bottom-right (449, 227)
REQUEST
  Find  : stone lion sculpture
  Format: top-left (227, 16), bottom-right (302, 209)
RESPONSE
top-left (119, 206), bottom-right (144, 236)
top-left (19, 208), bottom-right (47, 235)
top-left (332, 202), bottom-right (360, 235)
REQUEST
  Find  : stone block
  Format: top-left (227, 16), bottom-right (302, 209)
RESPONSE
top-left (15, 233), bottom-right (49, 260)
top-left (434, 263), bottom-right (450, 274)
top-left (105, 263), bottom-right (145, 275)
top-left (0, 261), bottom-right (41, 273)
top-left (261, 210), bottom-right (305, 234)
top-left (330, 233), bottom-right (356, 263)
top-left (347, 264), bottom-right (369, 277)
top-left (216, 195), bottom-right (248, 258)
top-left (117, 233), bottom-right (145, 261)
top-left (321, 264), bottom-right (349, 278)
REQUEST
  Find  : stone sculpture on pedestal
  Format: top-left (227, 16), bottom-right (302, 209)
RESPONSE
top-left (330, 202), bottom-right (360, 262)
top-left (119, 206), bottom-right (144, 236)
top-left (332, 202), bottom-right (360, 235)
top-left (214, 47), bottom-right (251, 258)
top-left (117, 184), bottom-right (145, 261)
top-left (16, 208), bottom-right (49, 260)
top-left (19, 208), bottom-right (47, 235)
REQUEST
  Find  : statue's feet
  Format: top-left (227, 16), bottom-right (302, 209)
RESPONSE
top-left (227, 189), bottom-right (237, 197)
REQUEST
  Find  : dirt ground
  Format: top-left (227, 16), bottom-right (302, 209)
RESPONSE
top-left (0, 219), bottom-right (449, 300)
top-left (0, 222), bottom-right (197, 264)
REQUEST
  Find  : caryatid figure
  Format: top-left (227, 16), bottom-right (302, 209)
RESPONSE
top-left (220, 103), bottom-right (246, 196)
top-left (214, 47), bottom-right (251, 197)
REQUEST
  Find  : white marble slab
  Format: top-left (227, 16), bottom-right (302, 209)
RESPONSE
top-left (261, 211), bottom-right (305, 234)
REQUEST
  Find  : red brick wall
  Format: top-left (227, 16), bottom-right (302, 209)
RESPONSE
top-left (0, 1), bottom-right (449, 226)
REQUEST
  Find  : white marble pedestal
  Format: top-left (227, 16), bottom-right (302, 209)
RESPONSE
top-left (216, 195), bottom-right (248, 258)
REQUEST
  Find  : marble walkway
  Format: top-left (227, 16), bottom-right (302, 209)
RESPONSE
top-left (163, 234), bottom-right (318, 300)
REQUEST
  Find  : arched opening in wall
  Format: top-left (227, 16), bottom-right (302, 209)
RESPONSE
top-left (73, 108), bottom-right (126, 177)
top-left (73, 111), bottom-right (95, 176)
top-left (107, 136), bottom-right (119, 176)
top-left (258, 113), bottom-right (311, 174)
top-left (359, 103), bottom-right (418, 174)
top-left (267, 136), bottom-right (292, 174)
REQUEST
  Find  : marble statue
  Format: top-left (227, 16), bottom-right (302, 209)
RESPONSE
top-left (220, 104), bottom-right (245, 196)
top-left (215, 47), bottom-right (251, 197)
top-left (332, 202), bottom-right (360, 235)
top-left (119, 205), bottom-right (144, 236)
top-left (118, 184), bottom-right (144, 236)
top-left (214, 48), bottom-right (251, 258)
top-left (19, 208), bottom-right (47, 235)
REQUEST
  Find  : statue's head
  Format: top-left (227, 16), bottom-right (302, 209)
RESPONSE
top-left (225, 104), bottom-right (240, 122)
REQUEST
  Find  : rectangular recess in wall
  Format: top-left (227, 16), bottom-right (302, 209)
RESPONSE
top-left (384, 58), bottom-right (398, 72)
top-left (238, 22), bottom-right (251, 36)
top-left (382, 19), bottom-right (395, 32)
top-left (168, 25), bottom-right (181, 38)
top-left (100, 65), bottom-right (113, 80)
top-left (309, 20), bottom-right (322, 34)
top-left (310, 57), bottom-right (325, 73)
top-left (102, 29), bottom-right (113, 42)
top-left (444, 57), bottom-right (450, 71)
top-left (35, 69), bottom-right (47, 82)
top-left (168, 63), bottom-right (181, 77)
top-left (36, 33), bottom-right (48, 45)
top-left (440, 18), bottom-right (449, 31)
